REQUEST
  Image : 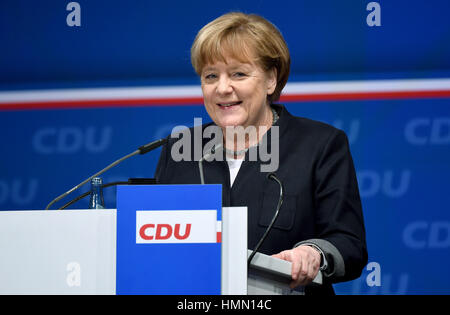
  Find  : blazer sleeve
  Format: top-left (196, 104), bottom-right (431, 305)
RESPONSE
top-left (312, 128), bottom-right (368, 282)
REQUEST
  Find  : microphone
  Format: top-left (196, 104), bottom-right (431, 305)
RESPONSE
top-left (138, 139), bottom-right (167, 154)
top-left (45, 138), bottom-right (167, 210)
top-left (248, 172), bottom-right (284, 266)
top-left (198, 143), bottom-right (223, 184)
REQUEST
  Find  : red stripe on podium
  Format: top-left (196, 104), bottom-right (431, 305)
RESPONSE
top-left (216, 232), bottom-right (221, 243)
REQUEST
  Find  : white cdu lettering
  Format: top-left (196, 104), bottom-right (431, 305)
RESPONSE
top-left (405, 118), bottom-right (450, 145)
top-left (32, 127), bottom-right (112, 154)
top-left (0, 179), bottom-right (39, 205)
top-left (403, 221), bottom-right (450, 249)
top-left (357, 170), bottom-right (411, 198)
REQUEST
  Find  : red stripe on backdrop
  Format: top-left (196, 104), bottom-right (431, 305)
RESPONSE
top-left (1, 90), bottom-right (450, 111)
top-left (0, 97), bottom-right (205, 111)
top-left (280, 90), bottom-right (450, 102)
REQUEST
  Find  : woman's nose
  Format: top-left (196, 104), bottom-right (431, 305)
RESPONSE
top-left (216, 76), bottom-right (233, 95)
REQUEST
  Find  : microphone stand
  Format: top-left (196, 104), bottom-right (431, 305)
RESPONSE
top-left (45, 138), bottom-right (166, 210)
top-left (248, 173), bottom-right (284, 266)
top-left (199, 143), bottom-right (223, 185)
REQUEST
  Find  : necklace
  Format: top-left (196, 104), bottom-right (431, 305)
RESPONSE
top-left (224, 107), bottom-right (279, 157)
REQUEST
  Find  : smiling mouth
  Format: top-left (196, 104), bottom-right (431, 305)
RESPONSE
top-left (217, 101), bottom-right (242, 107)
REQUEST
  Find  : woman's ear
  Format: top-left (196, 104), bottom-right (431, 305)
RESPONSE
top-left (266, 67), bottom-right (277, 95)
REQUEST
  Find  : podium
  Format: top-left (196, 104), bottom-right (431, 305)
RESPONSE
top-left (0, 185), bottom-right (322, 294)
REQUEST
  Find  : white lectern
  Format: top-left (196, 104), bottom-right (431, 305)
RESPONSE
top-left (0, 209), bottom-right (321, 295)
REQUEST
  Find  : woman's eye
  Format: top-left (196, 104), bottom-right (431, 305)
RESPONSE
top-left (233, 72), bottom-right (247, 77)
top-left (204, 73), bottom-right (217, 80)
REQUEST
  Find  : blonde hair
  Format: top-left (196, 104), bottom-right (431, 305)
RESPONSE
top-left (191, 12), bottom-right (290, 103)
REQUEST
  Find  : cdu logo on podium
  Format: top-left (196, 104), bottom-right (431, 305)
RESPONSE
top-left (136, 210), bottom-right (220, 243)
top-left (116, 184), bottom-right (222, 295)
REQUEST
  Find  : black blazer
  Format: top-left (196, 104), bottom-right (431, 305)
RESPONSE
top-left (155, 104), bottom-right (368, 294)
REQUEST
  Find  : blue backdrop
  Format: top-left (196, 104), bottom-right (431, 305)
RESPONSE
top-left (1, 0), bottom-right (449, 294)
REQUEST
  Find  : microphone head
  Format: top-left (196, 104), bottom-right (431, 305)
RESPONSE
top-left (139, 138), bottom-right (167, 155)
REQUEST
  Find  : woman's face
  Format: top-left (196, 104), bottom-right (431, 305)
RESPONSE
top-left (200, 56), bottom-right (277, 131)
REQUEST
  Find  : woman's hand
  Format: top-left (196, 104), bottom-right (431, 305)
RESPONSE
top-left (272, 245), bottom-right (321, 288)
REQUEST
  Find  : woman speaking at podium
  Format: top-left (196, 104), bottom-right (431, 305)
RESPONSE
top-left (155, 12), bottom-right (368, 295)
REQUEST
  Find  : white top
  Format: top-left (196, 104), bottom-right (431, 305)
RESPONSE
top-left (226, 157), bottom-right (244, 187)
